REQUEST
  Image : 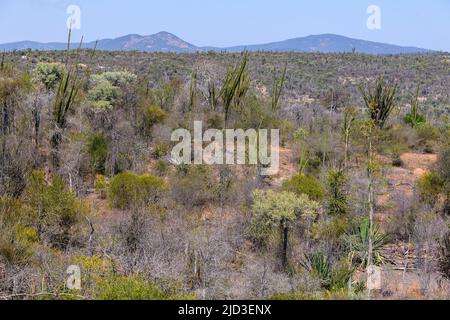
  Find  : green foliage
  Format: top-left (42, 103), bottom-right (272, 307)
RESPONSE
top-left (94, 175), bottom-right (108, 199)
top-left (283, 174), bottom-right (324, 202)
top-left (24, 171), bottom-right (89, 249)
top-left (86, 133), bottom-right (108, 174)
top-left (249, 190), bottom-right (319, 246)
top-left (88, 80), bottom-right (119, 110)
top-left (220, 51), bottom-right (249, 125)
top-left (94, 274), bottom-right (193, 300)
top-left (152, 143), bottom-right (170, 159)
top-left (154, 160), bottom-right (169, 177)
top-left (140, 106), bottom-right (167, 137)
top-left (438, 145), bottom-right (450, 185)
top-left (404, 84), bottom-right (426, 128)
top-left (171, 165), bottom-right (217, 207)
top-left (32, 62), bottom-right (65, 91)
top-left (346, 217), bottom-right (388, 268)
top-left (360, 76), bottom-right (397, 129)
top-left (0, 197), bottom-right (37, 265)
top-left (91, 71), bottom-right (137, 87)
top-left (326, 170), bottom-right (348, 216)
top-left (88, 71), bottom-right (137, 110)
top-left (271, 63), bottom-right (287, 111)
top-left (418, 172), bottom-right (445, 206)
top-left (293, 128), bottom-right (310, 175)
top-left (51, 32), bottom-right (84, 169)
top-left (108, 172), bottom-right (166, 210)
top-left (303, 252), bottom-right (354, 291)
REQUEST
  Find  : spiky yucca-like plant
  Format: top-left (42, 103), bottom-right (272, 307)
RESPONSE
top-left (360, 76), bottom-right (397, 129)
top-left (404, 84), bottom-right (426, 128)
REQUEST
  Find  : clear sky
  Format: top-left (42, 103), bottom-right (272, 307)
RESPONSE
top-left (0, 0), bottom-right (449, 51)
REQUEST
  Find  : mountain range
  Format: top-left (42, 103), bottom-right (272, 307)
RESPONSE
top-left (0, 31), bottom-right (434, 55)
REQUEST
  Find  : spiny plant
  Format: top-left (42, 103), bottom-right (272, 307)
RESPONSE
top-left (404, 83), bottom-right (426, 128)
top-left (342, 106), bottom-right (356, 169)
top-left (0, 50), bottom-right (5, 72)
top-left (207, 80), bottom-right (218, 111)
top-left (271, 63), bottom-right (287, 111)
top-left (51, 29), bottom-right (83, 169)
top-left (220, 51), bottom-right (249, 127)
top-left (326, 169), bottom-right (348, 216)
top-left (51, 29), bottom-right (96, 169)
top-left (346, 218), bottom-right (388, 268)
top-left (301, 252), bottom-right (354, 291)
top-left (359, 76), bottom-right (397, 129)
top-left (188, 70), bottom-right (197, 112)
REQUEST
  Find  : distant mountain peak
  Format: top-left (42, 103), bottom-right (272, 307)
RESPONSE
top-left (0, 32), bottom-right (434, 54)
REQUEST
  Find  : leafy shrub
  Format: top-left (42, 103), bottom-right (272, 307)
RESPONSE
top-left (94, 274), bottom-right (194, 300)
top-left (91, 71), bottom-right (137, 87)
top-left (0, 197), bottom-right (38, 265)
top-left (249, 189), bottom-right (319, 268)
top-left (86, 133), bottom-right (109, 174)
top-left (32, 62), bottom-right (65, 91)
top-left (171, 165), bottom-right (217, 207)
top-left (24, 171), bottom-right (89, 249)
top-left (152, 143), bottom-right (170, 159)
top-left (417, 172), bottom-right (445, 206)
top-left (94, 175), bottom-right (108, 199)
top-left (140, 106), bottom-right (167, 137)
top-left (154, 160), bottom-right (169, 177)
top-left (283, 174), bottom-right (324, 202)
top-left (108, 172), bottom-right (166, 209)
top-left (416, 124), bottom-right (440, 153)
top-left (88, 71), bottom-right (137, 110)
top-left (326, 170), bottom-right (348, 216)
top-left (88, 80), bottom-right (119, 110)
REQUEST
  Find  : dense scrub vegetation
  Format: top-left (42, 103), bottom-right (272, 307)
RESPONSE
top-left (0, 48), bottom-right (449, 300)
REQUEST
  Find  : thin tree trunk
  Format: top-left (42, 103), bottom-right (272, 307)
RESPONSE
top-left (367, 136), bottom-right (374, 300)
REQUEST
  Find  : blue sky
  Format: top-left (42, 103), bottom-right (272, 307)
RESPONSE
top-left (0, 0), bottom-right (449, 51)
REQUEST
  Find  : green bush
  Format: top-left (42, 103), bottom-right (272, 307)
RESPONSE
top-left (87, 133), bottom-right (109, 174)
top-left (91, 71), bottom-right (137, 87)
top-left (88, 80), bottom-right (119, 110)
top-left (108, 172), bottom-right (167, 209)
top-left (24, 171), bottom-right (89, 249)
top-left (32, 62), bottom-right (65, 91)
top-left (416, 124), bottom-right (440, 153)
top-left (152, 143), bottom-right (170, 159)
top-left (326, 170), bottom-right (348, 216)
top-left (140, 106), bottom-right (167, 137)
top-left (0, 197), bottom-right (38, 265)
top-left (417, 172), bottom-right (445, 206)
top-left (283, 174), bottom-right (324, 201)
top-left (94, 274), bottom-right (194, 300)
top-left (154, 160), bottom-right (169, 177)
top-left (171, 165), bottom-right (217, 207)
top-left (94, 175), bottom-right (108, 199)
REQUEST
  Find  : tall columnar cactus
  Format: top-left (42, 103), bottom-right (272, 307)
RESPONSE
top-left (220, 51), bottom-right (249, 127)
top-left (271, 63), bottom-right (287, 111)
top-left (51, 29), bottom-right (91, 169)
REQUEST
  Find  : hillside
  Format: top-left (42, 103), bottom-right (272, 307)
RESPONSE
top-left (0, 32), bottom-right (434, 54)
